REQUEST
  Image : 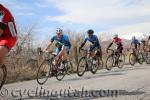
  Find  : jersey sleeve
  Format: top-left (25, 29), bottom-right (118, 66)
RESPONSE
top-left (61, 34), bottom-right (70, 45)
top-left (64, 35), bottom-right (69, 42)
top-left (51, 35), bottom-right (56, 43)
top-left (118, 38), bottom-right (122, 43)
top-left (80, 38), bottom-right (87, 48)
top-left (112, 38), bottom-right (115, 42)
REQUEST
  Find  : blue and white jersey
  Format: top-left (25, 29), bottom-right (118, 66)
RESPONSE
top-left (83, 34), bottom-right (100, 48)
top-left (51, 34), bottom-right (71, 47)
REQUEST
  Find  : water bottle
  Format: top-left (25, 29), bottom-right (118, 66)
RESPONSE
top-left (93, 59), bottom-right (97, 65)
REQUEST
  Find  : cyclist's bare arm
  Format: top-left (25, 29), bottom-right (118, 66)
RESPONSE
top-left (79, 39), bottom-right (87, 49)
top-left (44, 41), bottom-right (52, 52)
top-left (107, 42), bottom-right (113, 51)
top-left (58, 45), bottom-right (65, 56)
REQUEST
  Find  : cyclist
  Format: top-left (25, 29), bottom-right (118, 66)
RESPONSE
top-left (0, 4), bottom-right (17, 67)
top-left (106, 34), bottom-right (123, 55)
top-left (44, 28), bottom-right (71, 65)
top-left (130, 36), bottom-right (140, 50)
top-left (147, 36), bottom-right (150, 52)
top-left (140, 39), bottom-right (147, 52)
top-left (79, 29), bottom-right (102, 59)
top-left (140, 38), bottom-right (147, 60)
top-left (129, 36), bottom-right (141, 58)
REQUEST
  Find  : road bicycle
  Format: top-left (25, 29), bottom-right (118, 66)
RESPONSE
top-left (77, 48), bottom-right (103, 77)
top-left (106, 49), bottom-right (125, 70)
top-left (37, 51), bottom-right (73, 85)
top-left (129, 49), bottom-right (143, 66)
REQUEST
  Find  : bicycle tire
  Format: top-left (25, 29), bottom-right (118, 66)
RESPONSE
top-left (77, 57), bottom-right (87, 77)
top-left (118, 53), bottom-right (125, 68)
top-left (146, 58), bottom-right (150, 64)
top-left (37, 60), bottom-right (51, 85)
top-left (137, 52), bottom-right (144, 64)
top-left (56, 63), bottom-right (66, 81)
top-left (106, 56), bottom-right (114, 70)
top-left (129, 53), bottom-right (136, 66)
top-left (91, 57), bottom-right (99, 74)
top-left (66, 61), bottom-right (73, 75)
top-left (146, 54), bottom-right (150, 64)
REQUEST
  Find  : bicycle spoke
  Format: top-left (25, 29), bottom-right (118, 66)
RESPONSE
top-left (37, 60), bottom-right (51, 85)
top-left (77, 57), bottom-right (87, 76)
top-left (129, 53), bottom-right (136, 66)
top-left (106, 56), bottom-right (114, 70)
top-left (118, 54), bottom-right (125, 68)
top-left (91, 58), bottom-right (99, 74)
top-left (56, 63), bottom-right (66, 81)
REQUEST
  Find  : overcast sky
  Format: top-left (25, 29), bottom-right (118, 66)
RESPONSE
top-left (0, 0), bottom-right (150, 40)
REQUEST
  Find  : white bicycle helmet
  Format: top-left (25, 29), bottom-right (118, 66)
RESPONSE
top-left (56, 28), bottom-right (63, 34)
top-left (141, 38), bottom-right (146, 42)
top-left (113, 34), bottom-right (118, 38)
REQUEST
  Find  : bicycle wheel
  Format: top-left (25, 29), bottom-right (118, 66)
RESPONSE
top-left (118, 53), bottom-right (125, 68)
top-left (56, 63), bottom-right (66, 81)
top-left (77, 57), bottom-right (87, 77)
top-left (91, 57), bottom-right (99, 74)
top-left (106, 56), bottom-right (114, 70)
top-left (137, 52), bottom-right (144, 64)
top-left (66, 61), bottom-right (73, 75)
top-left (0, 65), bottom-right (7, 90)
top-left (37, 60), bottom-right (51, 85)
top-left (129, 53), bottom-right (136, 66)
top-left (146, 53), bottom-right (150, 64)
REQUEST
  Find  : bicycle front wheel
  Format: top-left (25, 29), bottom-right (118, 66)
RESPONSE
top-left (0, 65), bottom-right (7, 90)
top-left (129, 53), bottom-right (136, 66)
top-left (118, 53), bottom-right (125, 68)
top-left (146, 53), bottom-right (150, 64)
top-left (137, 53), bottom-right (144, 64)
top-left (66, 61), bottom-right (73, 75)
top-left (77, 57), bottom-right (87, 77)
top-left (91, 57), bottom-right (99, 74)
top-left (106, 56), bottom-right (114, 70)
top-left (37, 60), bottom-right (51, 85)
top-left (56, 63), bottom-right (66, 81)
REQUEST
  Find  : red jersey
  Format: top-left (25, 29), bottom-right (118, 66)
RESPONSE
top-left (0, 4), bottom-right (17, 50)
top-left (0, 4), bottom-right (17, 37)
top-left (112, 38), bottom-right (122, 45)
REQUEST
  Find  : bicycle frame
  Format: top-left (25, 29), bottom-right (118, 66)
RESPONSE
top-left (80, 48), bottom-right (99, 60)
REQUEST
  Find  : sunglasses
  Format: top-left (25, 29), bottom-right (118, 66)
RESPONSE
top-left (0, 11), bottom-right (3, 16)
top-left (57, 32), bottom-right (62, 35)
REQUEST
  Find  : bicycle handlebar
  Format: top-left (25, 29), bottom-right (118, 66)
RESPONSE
top-left (38, 50), bottom-right (54, 55)
top-left (107, 49), bottom-right (114, 53)
top-left (80, 48), bottom-right (88, 51)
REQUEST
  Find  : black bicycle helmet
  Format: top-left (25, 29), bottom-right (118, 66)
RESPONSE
top-left (87, 29), bottom-right (94, 34)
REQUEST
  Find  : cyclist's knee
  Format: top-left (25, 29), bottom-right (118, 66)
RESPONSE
top-left (0, 46), bottom-right (8, 58)
top-left (0, 46), bottom-right (8, 66)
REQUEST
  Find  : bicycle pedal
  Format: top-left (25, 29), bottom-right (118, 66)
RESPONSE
top-left (119, 60), bottom-right (123, 62)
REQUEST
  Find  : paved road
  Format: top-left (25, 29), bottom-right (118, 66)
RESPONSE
top-left (1, 64), bottom-right (150, 100)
